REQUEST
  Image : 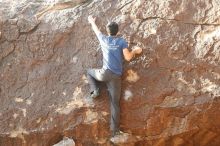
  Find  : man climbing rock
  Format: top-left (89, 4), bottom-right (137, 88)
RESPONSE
top-left (87, 15), bottom-right (142, 140)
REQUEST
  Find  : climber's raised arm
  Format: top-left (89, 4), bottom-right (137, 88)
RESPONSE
top-left (88, 15), bottom-right (101, 36)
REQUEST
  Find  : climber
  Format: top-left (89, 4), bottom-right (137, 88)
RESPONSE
top-left (87, 15), bottom-right (142, 139)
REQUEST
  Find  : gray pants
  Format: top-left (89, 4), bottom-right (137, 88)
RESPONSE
top-left (87, 68), bottom-right (121, 133)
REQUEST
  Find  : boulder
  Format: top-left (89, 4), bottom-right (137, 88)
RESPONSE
top-left (0, 0), bottom-right (220, 145)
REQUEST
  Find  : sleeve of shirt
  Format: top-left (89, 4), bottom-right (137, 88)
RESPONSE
top-left (122, 39), bottom-right (128, 50)
top-left (97, 33), bottom-right (106, 44)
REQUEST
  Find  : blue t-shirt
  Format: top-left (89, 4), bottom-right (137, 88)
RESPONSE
top-left (97, 33), bottom-right (128, 75)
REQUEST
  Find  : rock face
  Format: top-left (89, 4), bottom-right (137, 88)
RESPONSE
top-left (0, 0), bottom-right (220, 145)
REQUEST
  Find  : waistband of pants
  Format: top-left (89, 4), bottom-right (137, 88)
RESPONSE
top-left (102, 67), bottom-right (122, 77)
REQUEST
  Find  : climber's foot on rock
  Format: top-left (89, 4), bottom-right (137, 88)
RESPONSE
top-left (89, 89), bottom-right (100, 99)
top-left (110, 130), bottom-right (130, 144)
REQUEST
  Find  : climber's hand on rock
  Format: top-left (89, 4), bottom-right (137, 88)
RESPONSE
top-left (133, 46), bottom-right (143, 54)
top-left (88, 15), bottom-right (96, 24)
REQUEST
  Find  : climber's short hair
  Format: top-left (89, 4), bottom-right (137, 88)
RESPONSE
top-left (106, 22), bottom-right (118, 36)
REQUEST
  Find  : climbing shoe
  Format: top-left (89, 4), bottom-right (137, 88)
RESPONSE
top-left (89, 89), bottom-right (99, 99)
top-left (110, 130), bottom-right (130, 143)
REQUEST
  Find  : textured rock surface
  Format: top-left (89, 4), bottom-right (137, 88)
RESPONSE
top-left (0, 0), bottom-right (220, 146)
